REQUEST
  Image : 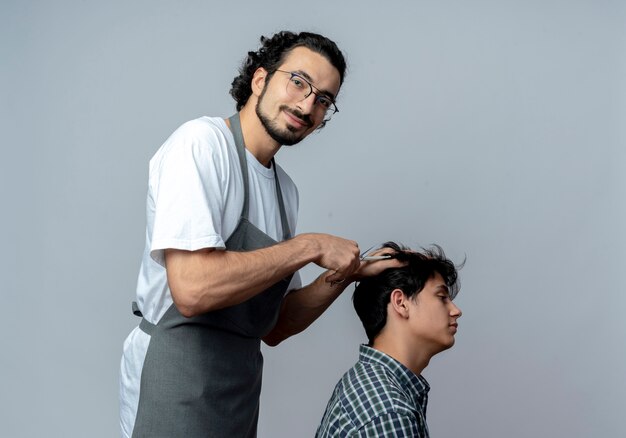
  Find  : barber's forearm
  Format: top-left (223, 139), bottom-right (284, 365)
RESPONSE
top-left (165, 235), bottom-right (319, 317)
top-left (263, 272), bottom-right (351, 346)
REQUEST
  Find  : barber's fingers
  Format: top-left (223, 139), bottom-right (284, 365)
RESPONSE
top-left (325, 258), bottom-right (361, 284)
top-left (358, 257), bottom-right (406, 278)
top-left (326, 269), bottom-right (349, 285)
top-left (315, 237), bottom-right (360, 273)
top-left (324, 255), bottom-right (362, 285)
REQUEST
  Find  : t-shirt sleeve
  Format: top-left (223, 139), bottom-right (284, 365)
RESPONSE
top-left (149, 122), bottom-right (230, 266)
top-left (357, 412), bottom-right (424, 438)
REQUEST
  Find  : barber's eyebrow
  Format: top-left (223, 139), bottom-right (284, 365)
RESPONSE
top-left (292, 69), bottom-right (336, 101)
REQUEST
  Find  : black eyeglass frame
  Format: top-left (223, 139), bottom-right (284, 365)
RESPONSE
top-left (275, 69), bottom-right (339, 120)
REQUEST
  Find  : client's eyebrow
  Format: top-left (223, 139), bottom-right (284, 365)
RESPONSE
top-left (435, 284), bottom-right (451, 296)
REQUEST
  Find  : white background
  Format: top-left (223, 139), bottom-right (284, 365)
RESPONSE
top-left (2, 1), bottom-right (625, 437)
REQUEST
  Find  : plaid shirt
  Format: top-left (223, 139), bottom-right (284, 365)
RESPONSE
top-left (316, 345), bottom-right (430, 438)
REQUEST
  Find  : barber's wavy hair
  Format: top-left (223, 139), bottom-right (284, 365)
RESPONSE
top-left (353, 242), bottom-right (463, 345)
top-left (230, 31), bottom-right (346, 114)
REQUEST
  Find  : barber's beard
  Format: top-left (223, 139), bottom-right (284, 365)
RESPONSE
top-left (255, 89), bottom-right (313, 146)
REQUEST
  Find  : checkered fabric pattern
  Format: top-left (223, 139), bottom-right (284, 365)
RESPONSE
top-left (316, 345), bottom-right (430, 437)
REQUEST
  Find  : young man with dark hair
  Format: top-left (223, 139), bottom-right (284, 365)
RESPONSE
top-left (119, 32), bottom-right (401, 438)
top-left (316, 242), bottom-right (463, 438)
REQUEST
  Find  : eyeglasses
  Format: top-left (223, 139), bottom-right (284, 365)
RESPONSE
top-left (275, 70), bottom-right (339, 121)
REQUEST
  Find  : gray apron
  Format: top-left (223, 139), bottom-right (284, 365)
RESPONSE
top-left (131, 113), bottom-right (293, 438)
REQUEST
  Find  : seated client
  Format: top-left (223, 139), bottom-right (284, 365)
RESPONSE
top-left (316, 242), bottom-right (463, 437)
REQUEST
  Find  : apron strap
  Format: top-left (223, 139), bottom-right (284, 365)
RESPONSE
top-left (139, 318), bottom-right (156, 335)
top-left (228, 113), bottom-right (251, 219)
top-left (228, 113), bottom-right (291, 240)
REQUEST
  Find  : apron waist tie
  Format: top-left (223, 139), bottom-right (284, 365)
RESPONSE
top-left (132, 301), bottom-right (156, 335)
top-left (139, 318), bottom-right (156, 335)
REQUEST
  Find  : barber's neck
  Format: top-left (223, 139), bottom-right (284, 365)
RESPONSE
top-left (237, 105), bottom-right (281, 168)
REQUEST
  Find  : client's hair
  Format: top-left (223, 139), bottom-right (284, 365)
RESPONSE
top-left (353, 242), bottom-right (462, 345)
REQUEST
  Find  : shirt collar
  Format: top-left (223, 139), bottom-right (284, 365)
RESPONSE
top-left (358, 344), bottom-right (430, 409)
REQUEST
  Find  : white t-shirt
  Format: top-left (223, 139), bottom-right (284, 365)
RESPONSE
top-left (119, 116), bottom-right (301, 437)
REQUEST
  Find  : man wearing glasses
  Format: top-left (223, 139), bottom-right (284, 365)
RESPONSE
top-left (120, 31), bottom-right (402, 438)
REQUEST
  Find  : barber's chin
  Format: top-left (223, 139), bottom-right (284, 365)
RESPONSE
top-left (267, 127), bottom-right (302, 147)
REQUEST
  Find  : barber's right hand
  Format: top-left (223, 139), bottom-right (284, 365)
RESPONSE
top-left (297, 233), bottom-right (361, 284)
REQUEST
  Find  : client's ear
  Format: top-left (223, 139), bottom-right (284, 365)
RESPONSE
top-left (389, 289), bottom-right (409, 319)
